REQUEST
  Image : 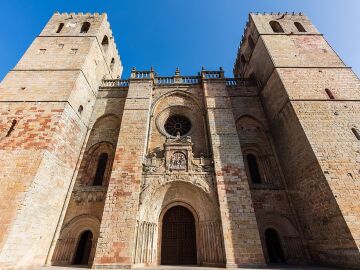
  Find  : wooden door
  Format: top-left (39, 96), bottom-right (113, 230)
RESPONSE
top-left (161, 206), bottom-right (196, 265)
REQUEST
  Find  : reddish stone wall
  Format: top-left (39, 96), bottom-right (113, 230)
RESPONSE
top-left (0, 12), bottom-right (122, 269)
top-left (93, 79), bottom-right (153, 268)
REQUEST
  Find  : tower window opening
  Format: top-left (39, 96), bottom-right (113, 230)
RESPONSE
top-left (325, 88), bottom-right (335, 100)
top-left (101, 35), bottom-right (109, 53)
top-left (248, 36), bottom-right (255, 50)
top-left (56, 23), bottom-right (64, 33)
top-left (294, 22), bottom-right (306, 32)
top-left (93, 153), bottom-right (108, 186)
top-left (78, 105), bottom-right (84, 114)
top-left (352, 128), bottom-right (360, 141)
top-left (110, 58), bottom-right (115, 71)
top-left (246, 154), bottom-right (262, 184)
top-left (240, 55), bottom-right (247, 64)
top-left (80, 22), bottom-right (91, 33)
top-left (5, 120), bottom-right (17, 137)
top-left (269, 21), bottom-right (284, 33)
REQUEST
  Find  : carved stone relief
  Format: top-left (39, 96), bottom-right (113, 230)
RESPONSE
top-left (169, 152), bottom-right (187, 170)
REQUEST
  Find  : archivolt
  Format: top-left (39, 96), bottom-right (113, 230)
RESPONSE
top-left (59, 214), bottom-right (101, 239)
top-left (151, 90), bottom-right (204, 116)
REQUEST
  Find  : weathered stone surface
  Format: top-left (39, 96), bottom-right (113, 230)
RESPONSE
top-left (0, 11), bottom-right (359, 270)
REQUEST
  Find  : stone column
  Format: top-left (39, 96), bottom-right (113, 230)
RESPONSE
top-left (202, 72), bottom-right (265, 268)
top-left (93, 70), bottom-right (153, 268)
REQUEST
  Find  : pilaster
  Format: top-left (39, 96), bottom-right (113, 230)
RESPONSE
top-left (93, 69), bottom-right (154, 268)
top-left (202, 70), bottom-right (265, 267)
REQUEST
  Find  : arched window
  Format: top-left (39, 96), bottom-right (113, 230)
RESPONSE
top-left (78, 105), bottom-right (84, 114)
top-left (73, 230), bottom-right (93, 265)
top-left (80, 22), bottom-right (91, 33)
top-left (269, 21), bottom-right (284, 33)
top-left (325, 88), bottom-right (335, 99)
top-left (352, 128), bottom-right (360, 141)
top-left (294, 22), bottom-right (306, 32)
top-left (110, 58), bottom-right (115, 71)
top-left (265, 228), bottom-right (285, 263)
top-left (248, 36), bottom-right (255, 50)
top-left (101, 35), bottom-right (109, 53)
top-left (56, 23), bottom-right (64, 33)
top-left (246, 154), bottom-right (262, 184)
top-left (93, 153), bottom-right (108, 186)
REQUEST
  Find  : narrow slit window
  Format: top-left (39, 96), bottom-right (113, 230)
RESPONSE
top-left (294, 22), bottom-right (306, 32)
top-left (325, 88), bottom-right (335, 99)
top-left (93, 153), bottom-right (109, 186)
top-left (80, 22), bottom-right (91, 33)
top-left (247, 154), bottom-right (262, 184)
top-left (110, 58), bottom-right (115, 71)
top-left (101, 35), bottom-right (109, 53)
top-left (78, 105), bottom-right (83, 114)
top-left (352, 128), bottom-right (360, 141)
top-left (5, 120), bottom-right (17, 137)
top-left (269, 21), bottom-right (284, 33)
top-left (56, 23), bottom-right (64, 33)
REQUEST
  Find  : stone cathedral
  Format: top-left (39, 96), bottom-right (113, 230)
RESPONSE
top-left (0, 11), bottom-right (359, 270)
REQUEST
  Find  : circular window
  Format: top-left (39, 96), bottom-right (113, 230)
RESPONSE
top-left (164, 115), bottom-right (192, 136)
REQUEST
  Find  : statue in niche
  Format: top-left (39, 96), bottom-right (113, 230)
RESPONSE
top-left (170, 152), bottom-right (187, 170)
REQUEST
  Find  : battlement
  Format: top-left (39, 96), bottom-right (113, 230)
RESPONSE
top-left (233, 12), bottom-right (321, 76)
top-left (28, 12), bottom-right (123, 78)
top-left (250, 12), bottom-right (304, 16)
top-left (54, 12), bottom-right (106, 17)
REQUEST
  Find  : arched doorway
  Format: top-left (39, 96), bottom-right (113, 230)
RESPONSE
top-left (73, 230), bottom-right (93, 265)
top-left (265, 228), bottom-right (285, 263)
top-left (161, 206), bottom-right (197, 265)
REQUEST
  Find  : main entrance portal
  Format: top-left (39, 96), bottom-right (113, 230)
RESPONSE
top-left (161, 206), bottom-right (197, 265)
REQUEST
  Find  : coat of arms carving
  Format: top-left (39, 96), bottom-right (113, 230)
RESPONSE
top-left (169, 152), bottom-right (187, 170)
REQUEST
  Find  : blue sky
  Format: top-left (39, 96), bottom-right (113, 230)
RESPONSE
top-left (0, 0), bottom-right (359, 80)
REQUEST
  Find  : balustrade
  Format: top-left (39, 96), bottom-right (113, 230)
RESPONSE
top-left (204, 71), bottom-right (221, 79)
top-left (226, 78), bottom-right (257, 87)
top-left (102, 79), bottom-right (129, 87)
top-left (102, 71), bottom-right (257, 89)
top-left (156, 77), bottom-right (174, 85)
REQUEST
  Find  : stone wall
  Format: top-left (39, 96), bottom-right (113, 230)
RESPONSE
top-left (235, 12), bottom-right (360, 268)
top-left (50, 88), bottom-right (126, 266)
top-left (0, 12), bottom-right (122, 269)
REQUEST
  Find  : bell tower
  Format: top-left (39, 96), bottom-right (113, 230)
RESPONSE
top-left (235, 13), bottom-right (360, 268)
top-left (0, 12), bottom-right (122, 269)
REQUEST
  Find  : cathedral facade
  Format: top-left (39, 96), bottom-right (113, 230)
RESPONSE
top-left (0, 12), bottom-right (360, 270)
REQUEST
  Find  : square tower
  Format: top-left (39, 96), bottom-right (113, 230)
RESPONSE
top-left (0, 12), bottom-right (122, 269)
top-left (235, 13), bottom-right (360, 268)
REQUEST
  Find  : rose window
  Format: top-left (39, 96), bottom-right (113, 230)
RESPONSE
top-left (164, 115), bottom-right (191, 136)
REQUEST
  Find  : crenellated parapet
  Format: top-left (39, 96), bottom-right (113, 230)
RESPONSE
top-left (234, 12), bottom-right (320, 78)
